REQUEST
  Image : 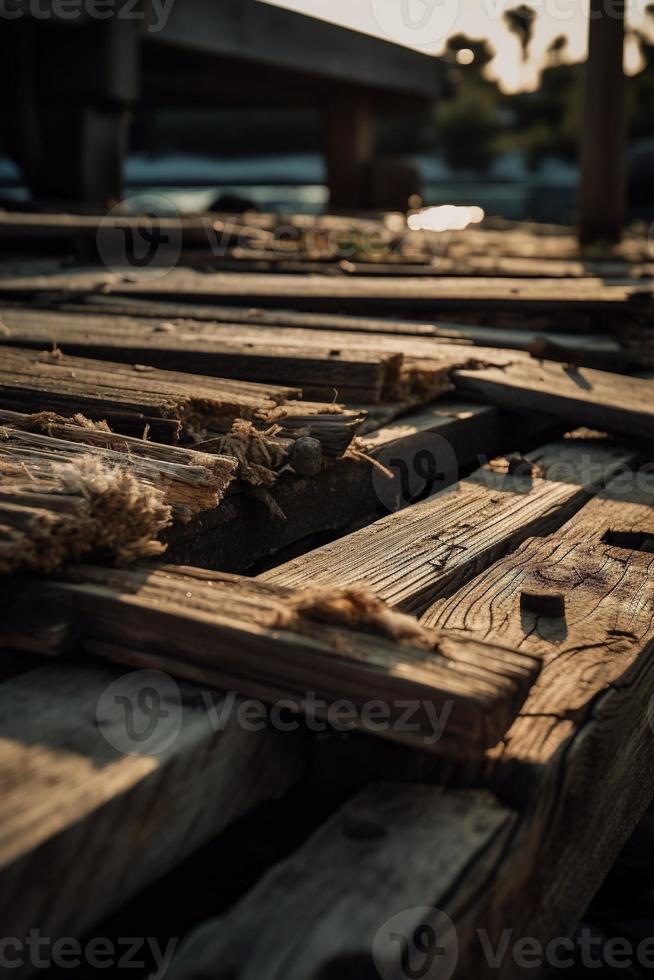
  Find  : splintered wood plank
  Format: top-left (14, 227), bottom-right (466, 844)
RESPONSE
top-left (0, 305), bottom-right (463, 405)
top-left (167, 784), bottom-right (514, 980)
top-left (169, 472), bottom-right (654, 980)
top-left (453, 358), bottom-right (654, 441)
top-left (0, 662), bottom-right (304, 958)
top-left (416, 472), bottom-right (654, 961)
top-left (164, 400), bottom-right (546, 572)
top-left (0, 411), bottom-right (236, 521)
top-left (4, 565), bottom-right (541, 756)
top-left (264, 435), bottom-right (635, 614)
top-left (0, 346), bottom-right (298, 441)
top-left (0, 450), bottom-right (173, 574)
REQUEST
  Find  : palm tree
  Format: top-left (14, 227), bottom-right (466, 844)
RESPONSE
top-left (504, 5), bottom-right (537, 61)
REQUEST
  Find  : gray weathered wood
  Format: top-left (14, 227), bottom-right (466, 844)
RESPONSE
top-left (168, 784), bottom-right (514, 980)
top-left (453, 358), bottom-right (654, 441)
top-left (0, 662), bottom-right (304, 968)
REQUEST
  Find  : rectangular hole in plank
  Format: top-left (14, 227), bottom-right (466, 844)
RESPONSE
top-left (602, 530), bottom-right (654, 554)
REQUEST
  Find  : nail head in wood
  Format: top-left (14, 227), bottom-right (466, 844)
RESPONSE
top-left (342, 814), bottom-right (387, 841)
top-left (290, 436), bottom-right (323, 477)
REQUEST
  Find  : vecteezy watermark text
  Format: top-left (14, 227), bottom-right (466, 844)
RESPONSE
top-left (96, 670), bottom-right (455, 756)
top-left (0, 931), bottom-right (177, 977)
top-left (0, 0), bottom-right (175, 30)
top-left (374, 909), bottom-right (654, 979)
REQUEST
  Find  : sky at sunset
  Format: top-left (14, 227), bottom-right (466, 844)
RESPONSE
top-left (262, 0), bottom-right (654, 91)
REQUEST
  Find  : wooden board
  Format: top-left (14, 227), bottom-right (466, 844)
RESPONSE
top-left (0, 346), bottom-right (299, 442)
top-left (0, 662), bottom-right (304, 965)
top-left (3, 564), bottom-right (541, 756)
top-left (0, 446), bottom-right (172, 574)
top-left (0, 306), bottom-right (464, 405)
top-left (415, 470), bottom-right (654, 969)
top-left (167, 784), bottom-right (514, 980)
top-left (454, 358), bottom-right (654, 441)
top-left (0, 409), bottom-right (236, 521)
top-left (165, 470), bottom-right (654, 980)
top-left (164, 401), bottom-right (552, 573)
top-left (0, 269), bottom-right (651, 317)
top-left (264, 435), bottom-right (635, 614)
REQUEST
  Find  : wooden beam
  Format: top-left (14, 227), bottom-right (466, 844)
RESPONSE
top-left (150, 0), bottom-right (442, 99)
top-left (167, 784), bottom-right (515, 980)
top-left (324, 92), bottom-right (374, 211)
top-left (1, 269), bottom-right (648, 322)
top-left (168, 470), bottom-right (654, 980)
top-left (0, 662), bottom-right (304, 961)
top-left (453, 358), bottom-right (654, 441)
top-left (4, 564), bottom-right (542, 756)
top-left (579, 0), bottom-right (627, 243)
top-left (264, 435), bottom-right (636, 614)
top-left (418, 472), bottom-right (654, 963)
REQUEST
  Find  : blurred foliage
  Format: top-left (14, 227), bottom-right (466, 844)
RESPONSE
top-left (504, 5), bottom-right (537, 61)
top-left (435, 28), bottom-right (654, 172)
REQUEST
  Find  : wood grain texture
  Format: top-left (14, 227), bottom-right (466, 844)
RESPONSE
top-left (264, 436), bottom-right (635, 615)
top-left (3, 564), bottom-right (541, 756)
top-left (0, 450), bottom-right (172, 574)
top-left (414, 472), bottom-right (654, 973)
top-left (0, 269), bottom-right (651, 317)
top-left (0, 305), bottom-right (466, 405)
top-left (168, 783), bottom-right (514, 980)
top-left (168, 471), bottom-right (654, 980)
top-left (454, 358), bottom-right (654, 440)
top-left (0, 410), bottom-right (236, 520)
top-left (0, 346), bottom-right (298, 441)
top-left (0, 662), bottom-right (304, 971)
top-left (164, 400), bottom-right (550, 573)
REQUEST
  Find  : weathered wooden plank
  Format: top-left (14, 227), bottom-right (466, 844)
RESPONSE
top-left (0, 306), bottom-right (462, 405)
top-left (164, 400), bottom-right (550, 573)
top-left (453, 358), bottom-right (654, 441)
top-left (27, 294), bottom-right (614, 337)
top-left (168, 469), bottom-right (654, 980)
top-left (414, 471), bottom-right (654, 967)
top-left (1, 300), bottom-right (623, 370)
top-left (0, 410), bottom-right (236, 521)
top-left (167, 784), bottom-right (514, 980)
top-left (0, 269), bottom-right (651, 317)
top-left (0, 450), bottom-right (172, 574)
top-left (0, 662), bottom-right (305, 968)
top-left (264, 435), bottom-right (635, 614)
top-left (0, 346), bottom-right (299, 442)
top-left (4, 564), bottom-right (541, 756)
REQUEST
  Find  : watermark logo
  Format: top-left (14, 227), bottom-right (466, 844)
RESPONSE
top-left (96, 194), bottom-right (182, 280)
top-left (96, 669), bottom-right (183, 756)
top-left (372, 432), bottom-right (458, 512)
top-left (0, 931), bottom-right (177, 977)
top-left (0, 0), bottom-right (175, 31)
top-left (370, 0), bottom-right (459, 49)
top-left (373, 908), bottom-right (458, 980)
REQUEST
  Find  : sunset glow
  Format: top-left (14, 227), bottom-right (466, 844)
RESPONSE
top-left (260, 0), bottom-right (654, 91)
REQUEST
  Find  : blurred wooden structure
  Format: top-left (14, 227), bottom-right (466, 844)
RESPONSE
top-left (0, 0), bottom-right (442, 210)
top-left (579, 0), bottom-right (627, 242)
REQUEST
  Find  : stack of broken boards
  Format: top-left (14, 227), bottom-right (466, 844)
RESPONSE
top-left (2, 212), bottom-right (654, 980)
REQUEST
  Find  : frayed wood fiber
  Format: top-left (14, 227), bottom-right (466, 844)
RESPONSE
top-left (0, 454), bottom-right (171, 573)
